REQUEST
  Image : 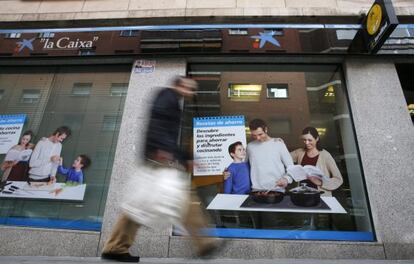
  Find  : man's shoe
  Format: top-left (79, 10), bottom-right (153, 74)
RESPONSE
top-left (101, 252), bottom-right (140, 262)
top-left (198, 240), bottom-right (227, 258)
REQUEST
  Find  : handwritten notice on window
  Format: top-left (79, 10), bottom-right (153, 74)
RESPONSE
top-left (193, 116), bottom-right (246, 176)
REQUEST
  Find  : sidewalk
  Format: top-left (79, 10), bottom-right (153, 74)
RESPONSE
top-left (0, 257), bottom-right (413, 264)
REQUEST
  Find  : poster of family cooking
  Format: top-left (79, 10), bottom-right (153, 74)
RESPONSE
top-left (0, 114), bottom-right (87, 201)
top-left (193, 115), bottom-right (327, 191)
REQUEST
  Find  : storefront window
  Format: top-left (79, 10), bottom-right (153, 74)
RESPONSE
top-left (183, 64), bottom-right (374, 241)
top-left (0, 65), bottom-right (130, 231)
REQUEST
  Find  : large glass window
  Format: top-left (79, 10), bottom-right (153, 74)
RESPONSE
top-left (0, 65), bottom-right (130, 231)
top-left (183, 64), bottom-right (374, 241)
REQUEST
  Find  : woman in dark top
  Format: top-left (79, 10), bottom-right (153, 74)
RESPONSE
top-left (290, 126), bottom-right (343, 196)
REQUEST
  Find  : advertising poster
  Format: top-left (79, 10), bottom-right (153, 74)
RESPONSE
top-left (193, 115), bottom-right (246, 176)
top-left (0, 114), bottom-right (26, 154)
top-left (0, 120), bottom-right (88, 201)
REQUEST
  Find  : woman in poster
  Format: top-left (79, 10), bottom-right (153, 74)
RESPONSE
top-left (1, 130), bottom-right (34, 182)
top-left (290, 126), bottom-right (343, 196)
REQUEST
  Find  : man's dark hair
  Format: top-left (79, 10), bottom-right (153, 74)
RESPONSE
top-left (249, 119), bottom-right (267, 131)
top-left (79, 154), bottom-right (91, 169)
top-left (228, 141), bottom-right (243, 157)
top-left (173, 76), bottom-right (186, 87)
top-left (53, 126), bottom-right (72, 138)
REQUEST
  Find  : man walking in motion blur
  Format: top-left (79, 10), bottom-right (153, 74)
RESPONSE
top-left (101, 76), bottom-right (222, 262)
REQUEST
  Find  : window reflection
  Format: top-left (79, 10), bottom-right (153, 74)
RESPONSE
top-left (0, 65), bottom-right (130, 230)
top-left (183, 64), bottom-right (374, 240)
top-left (20, 89), bottom-right (41, 104)
top-left (267, 84), bottom-right (288, 98)
top-left (228, 84), bottom-right (262, 102)
top-left (72, 83), bottom-right (92, 96)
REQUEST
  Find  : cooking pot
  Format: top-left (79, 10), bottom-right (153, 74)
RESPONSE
top-left (250, 190), bottom-right (284, 204)
top-left (289, 184), bottom-right (324, 207)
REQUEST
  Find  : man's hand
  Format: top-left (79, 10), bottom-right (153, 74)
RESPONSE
top-left (51, 155), bottom-right (60, 163)
top-left (276, 177), bottom-right (288, 188)
top-left (49, 175), bottom-right (56, 184)
top-left (307, 175), bottom-right (322, 187)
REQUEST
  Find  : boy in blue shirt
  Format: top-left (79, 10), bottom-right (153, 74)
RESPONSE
top-left (58, 154), bottom-right (91, 185)
top-left (223, 141), bottom-right (251, 194)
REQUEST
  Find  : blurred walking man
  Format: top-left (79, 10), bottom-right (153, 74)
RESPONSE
top-left (101, 76), bottom-right (222, 262)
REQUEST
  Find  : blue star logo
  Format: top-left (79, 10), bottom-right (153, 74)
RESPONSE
top-left (250, 32), bottom-right (280, 48)
top-left (16, 38), bottom-right (35, 52)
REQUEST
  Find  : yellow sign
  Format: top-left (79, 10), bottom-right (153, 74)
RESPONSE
top-left (367, 3), bottom-right (383, 35)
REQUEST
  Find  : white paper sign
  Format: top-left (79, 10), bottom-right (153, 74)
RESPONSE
top-left (133, 60), bottom-right (156, 73)
top-left (193, 116), bottom-right (246, 176)
top-left (0, 114), bottom-right (26, 154)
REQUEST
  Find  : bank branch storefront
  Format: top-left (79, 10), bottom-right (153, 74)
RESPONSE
top-left (0, 5), bottom-right (414, 259)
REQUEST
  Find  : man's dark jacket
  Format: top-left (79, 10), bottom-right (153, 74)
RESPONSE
top-left (144, 87), bottom-right (188, 164)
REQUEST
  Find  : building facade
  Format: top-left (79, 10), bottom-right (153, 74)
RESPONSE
top-left (0, 0), bottom-right (413, 260)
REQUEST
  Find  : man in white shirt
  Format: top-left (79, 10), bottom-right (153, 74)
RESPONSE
top-left (28, 126), bottom-right (71, 182)
top-left (247, 119), bottom-right (293, 191)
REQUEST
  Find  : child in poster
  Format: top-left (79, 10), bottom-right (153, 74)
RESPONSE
top-left (223, 141), bottom-right (251, 194)
top-left (58, 154), bottom-right (91, 185)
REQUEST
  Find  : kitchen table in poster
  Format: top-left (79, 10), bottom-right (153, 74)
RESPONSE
top-left (207, 194), bottom-right (347, 214)
top-left (193, 116), bottom-right (246, 176)
top-left (0, 181), bottom-right (86, 201)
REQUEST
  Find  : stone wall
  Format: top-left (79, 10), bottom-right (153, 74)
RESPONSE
top-left (0, 0), bottom-right (413, 24)
top-left (344, 59), bottom-right (414, 259)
